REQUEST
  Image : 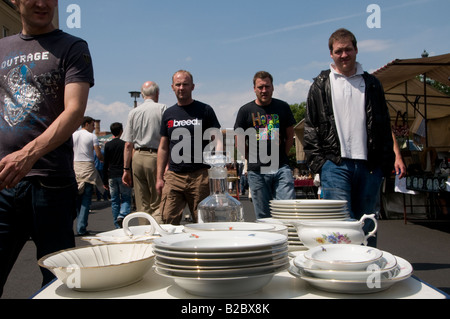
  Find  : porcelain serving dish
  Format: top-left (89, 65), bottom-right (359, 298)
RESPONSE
top-left (38, 243), bottom-right (155, 292)
top-left (291, 214), bottom-right (378, 248)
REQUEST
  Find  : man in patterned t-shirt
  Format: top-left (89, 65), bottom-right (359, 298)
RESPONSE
top-left (0, 0), bottom-right (94, 296)
top-left (234, 71), bottom-right (297, 220)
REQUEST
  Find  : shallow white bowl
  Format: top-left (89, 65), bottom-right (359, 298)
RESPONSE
top-left (38, 243), bottom-right (154, 292)
top-left (304, 244), bottom-right (383, 271)
top-left (156, 269), bottom-right (277, 298)
top-left (294, 251), bottom-right (398, 281)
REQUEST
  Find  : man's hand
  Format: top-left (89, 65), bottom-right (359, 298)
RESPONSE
top-left (156, 178), bottom-right (165, 196)
top-left (0, 150), bottom-right (38, 190)
top-left (122, 170), bottom-right (133, 187)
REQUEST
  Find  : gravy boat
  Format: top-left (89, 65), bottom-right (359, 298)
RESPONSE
top-left (291, 214), bottom-right (378, 248)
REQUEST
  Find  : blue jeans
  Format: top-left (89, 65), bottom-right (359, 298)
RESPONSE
top-left (76, 183), bottom-right (93, 235)
top-left (0, 177), bottom-right (76, 296)
top-left (320, 159), bottom-right (383, 247)
top-left (248, 165), bottom-right (295, 220)
top-left (109, 177), bottom-right (132, 228)
top-left (240, 174), bottom-right (248, 195)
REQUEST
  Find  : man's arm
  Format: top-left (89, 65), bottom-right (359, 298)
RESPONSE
top-left (392, 132), bottom-right (406, 179)
top-left (285, 126), bottom-right (295, 156)
top-left (0, 82), bottom-right (90, 190)
top-left (156, 136), bottom-right (170, 195)
top-left (122, 142), bottom-right (134, 187)
top-left (94, 145), bottom-right (103, 162)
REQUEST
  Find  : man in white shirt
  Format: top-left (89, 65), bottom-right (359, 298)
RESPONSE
top-left (73, 116), bottom-right (104, 235)
top-left (304, 29), bottom-right (395, 247)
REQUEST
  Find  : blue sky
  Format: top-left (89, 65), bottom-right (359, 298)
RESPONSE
top-left (58, 0), bottom-right (450, 131)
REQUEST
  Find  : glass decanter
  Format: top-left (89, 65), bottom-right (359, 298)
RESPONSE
top-left (197, 152), bottom-right (244, 223)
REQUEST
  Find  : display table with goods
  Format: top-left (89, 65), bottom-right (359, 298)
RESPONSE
top-left (34, 211), bottom-right (448, 300)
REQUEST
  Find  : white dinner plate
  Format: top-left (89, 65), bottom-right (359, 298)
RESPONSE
top-left (271, 215), bottom-right (350, 221)
top-left (270, 207), bottom-right (346, 213)
top-left (270, 200), bottom-right (347, 207)
top-left (156, 260), bottom-right (289, 278)
top-left (153, 231), bottom-right (287, 252)
top-left (271, 212), bottom-right (348, 218)
top-left (289, 256), bottom-right (413, 294)
top-left (154, 249), bottom-right (288, 267)
top-left (183, 222), bottom-right (276, 232)
top-left (152, 242), bottom-right (288, 259)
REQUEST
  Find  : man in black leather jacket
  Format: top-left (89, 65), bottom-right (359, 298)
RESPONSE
top-left (304, 29), bottom-right (394, 246)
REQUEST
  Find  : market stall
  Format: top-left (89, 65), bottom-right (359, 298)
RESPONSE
top-left (373, 52), bottom-right (450, 150)
top-left (373, 53), bottom-right (450, 222)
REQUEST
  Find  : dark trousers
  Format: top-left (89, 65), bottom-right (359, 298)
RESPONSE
top-left (0, 177), bottom-right (76, 297)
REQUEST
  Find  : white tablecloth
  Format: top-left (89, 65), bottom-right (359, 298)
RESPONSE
top-left (33, 266), bottom-right (447, 300)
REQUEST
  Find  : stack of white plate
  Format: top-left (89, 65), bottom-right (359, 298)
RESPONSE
top-left (270, 200), bottom-right (349, 220)
top-left (153, 231), bottom-right (289, 297)
top-left (289, 244), bottom-right (413, 294)
top-left (258, 200), bottom-right (350, 250)
top-left (183, 222), bottom-right (288, 236)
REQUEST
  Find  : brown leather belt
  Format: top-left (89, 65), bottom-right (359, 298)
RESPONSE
top-left (137, 147), bottom-right (157, 153)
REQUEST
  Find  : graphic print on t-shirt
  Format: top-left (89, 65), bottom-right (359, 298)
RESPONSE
top-left (3, 64), bottom-right (42, 127)
top-left (251, 112), bottom-right (280, 141)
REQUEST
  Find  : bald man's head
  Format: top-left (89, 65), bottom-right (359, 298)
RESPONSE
top-left (141, 81), bottom-right (160, 101)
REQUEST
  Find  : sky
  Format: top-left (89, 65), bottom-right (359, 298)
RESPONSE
top-left (58, 0), bottom-right (450, 131)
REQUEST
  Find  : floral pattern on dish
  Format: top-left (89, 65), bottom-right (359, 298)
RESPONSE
top-left (315, 233), bottom-right (352, 245)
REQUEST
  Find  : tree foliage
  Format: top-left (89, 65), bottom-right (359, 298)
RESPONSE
top-left (290, 102), bottom-right (307, 123)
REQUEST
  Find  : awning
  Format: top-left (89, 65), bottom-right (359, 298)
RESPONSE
top-left (373, 53), bottom-right (450, 121)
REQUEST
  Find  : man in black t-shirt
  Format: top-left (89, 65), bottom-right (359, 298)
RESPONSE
top-left (0, 0), bottom-right (94, 296)
top-left (103, 123), bottom-right (132, 229)
top-left (234, 71), bottom-right (296, 220)
top-left (157, 70), bottom-right (221, 225)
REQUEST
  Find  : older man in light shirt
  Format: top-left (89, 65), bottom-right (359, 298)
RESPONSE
top-left (122, 81), bottom-right (167, 224)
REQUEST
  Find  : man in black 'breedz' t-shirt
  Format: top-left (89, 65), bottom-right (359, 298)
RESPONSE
top-left (156, 70), bottom-right (222, 225)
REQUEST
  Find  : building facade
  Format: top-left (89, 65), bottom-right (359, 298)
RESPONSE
top-left (0, 0), bottom-right (21, 38)
top-left (1, 0), bottom-right (59, 38)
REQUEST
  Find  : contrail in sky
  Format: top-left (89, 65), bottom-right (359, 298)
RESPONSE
top-left (222, 0), bottom-right (434, 44)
